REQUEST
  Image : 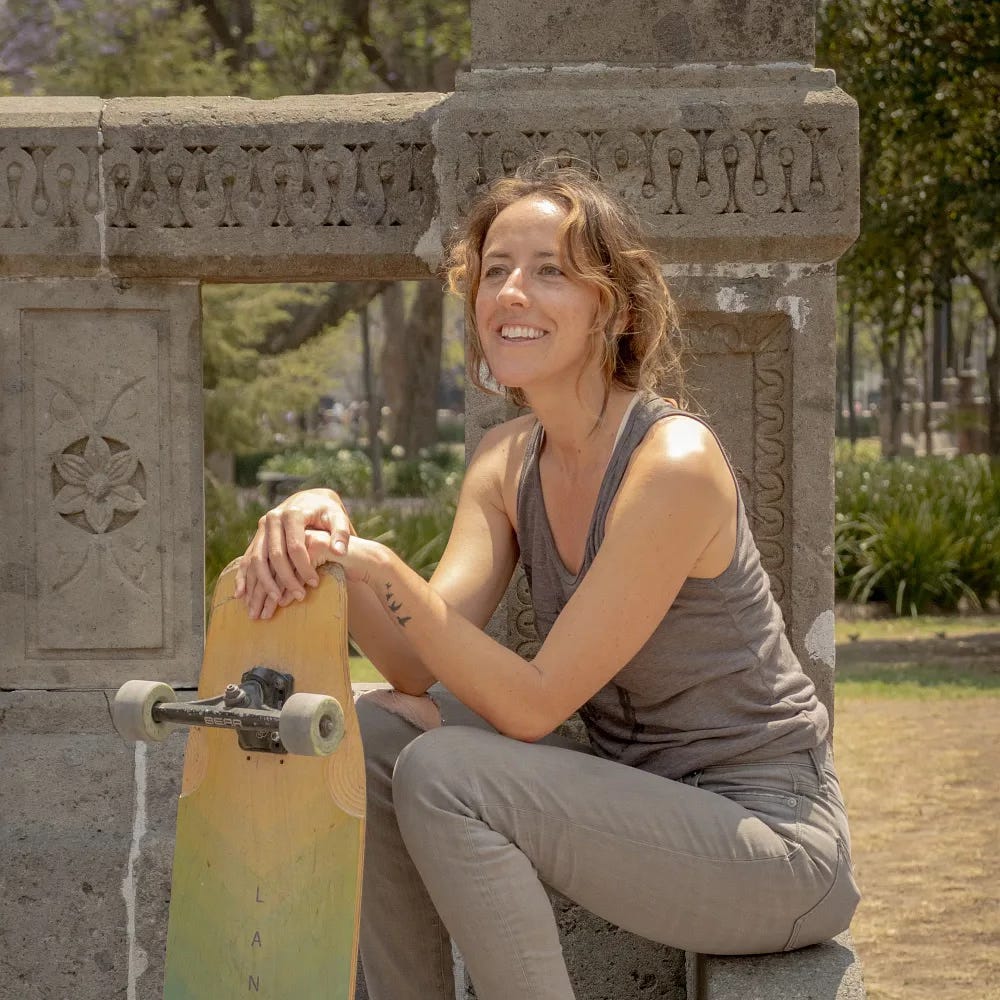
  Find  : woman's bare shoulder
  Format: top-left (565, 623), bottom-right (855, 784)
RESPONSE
top-left (471, 412), bottom-right (536, 467)
top-left (625, 413), bottom-right (735, 501)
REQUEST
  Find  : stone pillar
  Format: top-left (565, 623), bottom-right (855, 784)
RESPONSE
top-left (455, 2), bottom-right (863, 997)
top-left (0, 277), bottom-right (202, 999)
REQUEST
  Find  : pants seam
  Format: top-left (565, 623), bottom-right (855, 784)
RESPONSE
top-left (474, 798), bottom-right (800, 864)
top-left (461, 813), bottom-right (535, 997)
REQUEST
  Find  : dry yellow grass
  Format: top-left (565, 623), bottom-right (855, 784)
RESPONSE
top-left (835, 694), bottom-right (1000, 999)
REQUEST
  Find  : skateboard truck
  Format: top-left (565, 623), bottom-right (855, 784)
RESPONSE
top-left (112, 670), bottom-right (345, 757)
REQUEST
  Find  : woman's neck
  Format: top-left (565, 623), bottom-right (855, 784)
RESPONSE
top-left (527, 384), bottom-right (637, 478)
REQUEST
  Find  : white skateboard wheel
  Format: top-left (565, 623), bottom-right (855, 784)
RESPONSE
top-left (279, 694), bottom-right (344, 757)
top-left (113, 680), bottom-right (177, 743)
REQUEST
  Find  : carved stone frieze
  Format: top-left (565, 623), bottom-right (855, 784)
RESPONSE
top-left (455, 124), bottom-right (846, 219)
top-left (0, 144), bottom-right (101, 230)
top-left (101, 140), bottom-right (435, 232)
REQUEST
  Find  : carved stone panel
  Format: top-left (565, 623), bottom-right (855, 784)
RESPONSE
top-left (1, 280), bottom-right (203, 689)
top-left (684, 312), bottom-right (793, 616)
top-left (27, 310), bottom-right (165, 651)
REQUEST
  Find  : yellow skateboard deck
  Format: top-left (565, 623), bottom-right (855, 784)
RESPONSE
top-left (162, 561), bottom-right (365, 999)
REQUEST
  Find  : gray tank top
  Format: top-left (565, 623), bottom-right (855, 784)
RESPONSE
top-left (516, 392), bottom-right (828, 780)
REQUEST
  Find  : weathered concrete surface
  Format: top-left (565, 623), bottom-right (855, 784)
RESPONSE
top-left (471, 0), bottom-right (816, 67)
top-left (0, 689), bottom-right (183, 1000)
top-left (0, 279), bottom-right (204, 690)
top-left (697, 931), bottom-right (866, 999)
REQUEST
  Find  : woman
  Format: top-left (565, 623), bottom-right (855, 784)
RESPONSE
top-left (235, 166), bottom-right (859, 1000)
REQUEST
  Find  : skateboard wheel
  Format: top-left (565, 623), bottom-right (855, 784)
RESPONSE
top-left (279, 694), bottom-right (344, 757)
top-left (113, 680), bottom-right (177, 742)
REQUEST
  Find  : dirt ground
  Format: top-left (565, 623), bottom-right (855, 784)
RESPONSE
top-left (834, 635), bottom-right (1000, 1000)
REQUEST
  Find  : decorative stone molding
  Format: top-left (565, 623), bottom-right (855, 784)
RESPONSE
top-left (454, 124), bottom-right (846, 219)
top-left (685, 312), bottom-right (793, 609)
top-left (0, 85), bottom-right (858, 278)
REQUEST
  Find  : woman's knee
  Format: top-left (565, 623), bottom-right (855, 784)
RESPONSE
top-left (391, 726), bottom-right (492, 824)
top-left (356, 692), bottom-right (431, 783)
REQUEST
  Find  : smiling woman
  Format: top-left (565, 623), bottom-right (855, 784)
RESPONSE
top-left (234, 162), bottom-right (859, 1000)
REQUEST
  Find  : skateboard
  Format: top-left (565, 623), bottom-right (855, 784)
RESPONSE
top-left (112, 561), bottom-right (365, 999)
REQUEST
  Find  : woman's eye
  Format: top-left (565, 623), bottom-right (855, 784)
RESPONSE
top-left (539, 264), bottom-right (564, 277)
top-left (483, 265), bottom-right (506, 278)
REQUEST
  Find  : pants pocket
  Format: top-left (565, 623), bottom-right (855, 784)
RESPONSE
top-left (783, 838), bottom-right (861, 951)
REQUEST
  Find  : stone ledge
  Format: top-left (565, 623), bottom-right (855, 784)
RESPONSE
top-left (693, 931), bottom-right (866, 999)
top-left (1, 80), bottom-right (858, 278)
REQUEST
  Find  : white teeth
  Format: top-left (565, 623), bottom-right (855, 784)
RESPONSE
top-left (501, 325), bottom-right (546, 340)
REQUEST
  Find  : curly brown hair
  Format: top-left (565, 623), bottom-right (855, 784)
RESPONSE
top-left (445, 162), bottom-right (685, 412)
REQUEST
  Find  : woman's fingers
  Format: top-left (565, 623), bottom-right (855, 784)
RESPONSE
top-left (263, 509), bottom-right (306, 600)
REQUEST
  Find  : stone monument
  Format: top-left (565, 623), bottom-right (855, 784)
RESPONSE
top-left (0, 1), bottom-right (865, 997)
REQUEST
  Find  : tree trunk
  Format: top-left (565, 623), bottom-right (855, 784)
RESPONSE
top-left (846, 299), bottom-right (857, 445)
top-left (380, 282), bottom-right (443, 455)
top-left (988, 316), bottom-right (1000, 456)
top-left (359, 304), bottom-right (384, 500)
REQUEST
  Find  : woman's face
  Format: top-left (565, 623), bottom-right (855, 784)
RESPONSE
top-left (474, 196), bottom-right (604, 400)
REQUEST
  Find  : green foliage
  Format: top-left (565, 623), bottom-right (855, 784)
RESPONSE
top-left (202, 285), bottom-right (355, 455)
top-left (260, 445), bottom-right (374, 497)
top-left (835, 454), bottom-right (1000, 614)
top-left (353, 495), bottom-right (457, 580)
top-left (37, 0), bottom-right (233, 97)
top-left (204, 473), bottom-right (266, 601)
top-left (260, 442), bottom-right (465, 499)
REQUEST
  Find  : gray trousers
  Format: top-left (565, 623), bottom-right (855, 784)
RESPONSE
top-left (357, 686), bottom-right (859, 1000)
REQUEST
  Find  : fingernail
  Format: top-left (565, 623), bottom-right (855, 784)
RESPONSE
top-left (333, 540), bottom-right (346, 555)
top-left (308, 576), bottom-right (319, 587)
top-left (295, 590), bottom-right (305, 601)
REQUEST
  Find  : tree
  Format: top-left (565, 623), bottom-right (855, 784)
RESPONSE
top-left (818, 0), bottom-right (1000, 453)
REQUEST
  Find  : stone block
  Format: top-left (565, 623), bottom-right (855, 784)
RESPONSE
top-left (471, 0), bottom-right (816, 67)
top-left (437, 77), bottom-right (859, 264)
top-left (0, 279), bottom-right (203, 690)
top-left (0, 97), bottom-right (103, 275)
top-left (696, 931), bottom-right (866, 999)
top-left (0, 689), bottom-right (184, 1000)
top-left (100, 95), bottom-right (447, 281)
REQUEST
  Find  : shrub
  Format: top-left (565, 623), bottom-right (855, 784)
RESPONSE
top-left (835, 454), bottom-right (1000, 614)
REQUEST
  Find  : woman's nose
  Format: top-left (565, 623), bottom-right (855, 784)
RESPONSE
top-left (497, 269), bottom-right (528, 304)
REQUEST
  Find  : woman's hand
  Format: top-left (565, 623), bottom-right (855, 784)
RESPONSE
top-left (235, 488), bottom-right (354, 619)
top-left (302, 529), bottom-right (384, 588)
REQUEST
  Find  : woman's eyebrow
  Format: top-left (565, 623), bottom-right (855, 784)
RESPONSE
top-left (482, 249), bottom-right (559, 261)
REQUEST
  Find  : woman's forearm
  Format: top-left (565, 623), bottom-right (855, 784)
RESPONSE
top-left (346, 576), bottom-right (436, 695)
top-left (364, 545), bottom-right (551, 740)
